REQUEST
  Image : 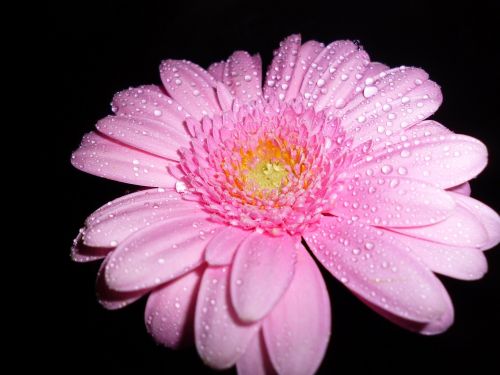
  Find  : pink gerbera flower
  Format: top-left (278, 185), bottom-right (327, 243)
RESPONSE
top-left (71, 34), bottom-right (500, 374)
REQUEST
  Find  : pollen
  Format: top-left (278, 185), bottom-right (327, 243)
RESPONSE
top-left (240, 140), bottom-right (291, 192)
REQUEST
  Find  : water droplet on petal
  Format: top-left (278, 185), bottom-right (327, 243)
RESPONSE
top-left (364, 242), bottom-right (374, 250)
top-left (397, 167), bottom-right (408, 175)
top-left (381, 165), bottom-right (393, 174)
top-left (363, 86), bottom-right (378, 98)
top-left (175, 181), bottom-right (187, 193)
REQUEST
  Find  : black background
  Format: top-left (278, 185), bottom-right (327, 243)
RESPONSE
top-left (50, 1), bottom-right (500, 373)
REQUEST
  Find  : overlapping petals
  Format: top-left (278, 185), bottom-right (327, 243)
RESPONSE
top-left (71, 33), bottom-right (499, 375)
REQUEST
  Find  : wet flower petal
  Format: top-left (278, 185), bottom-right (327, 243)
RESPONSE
top-left (105, 215), bottom-right (221, 291)
top-left (304, 216), bottom-right (454, 327)
top-left (263, 248), bottom-right (331, 375)
top-left (145, 268), bottom-right (203, 348)
top-left (195, 266), bottom-right (259, 369)
top-left (231, 233), bottom-right (298, 322)
top-left (71, 132), bottom-right (176, 187)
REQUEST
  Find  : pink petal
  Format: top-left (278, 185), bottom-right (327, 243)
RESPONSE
top-left (343, 67), bottom-right (442, 147)
top-left (393, 203), bottom-right (489, 248)
top-left (111, 85), bottom-right (192, 132)
top-left (252, 53), bottom-right (262, 74)
top-left (304, 217), bottom-right (454, 329)
top-left (71, 132), bottom-right (176, 187)
top-left (195, 266), bottom-right (259, 369)
top-left (263, 248), bottom-right (331, 375)
top-left (451, 193), bottom-right (500, 250)
top-left (361, 120), bottom-right (452, 158)
top-left (332, 61), bottom-right (389, 118)
top-left (236, 331), bottom-right (276, 375)
top-left (230, 233), bottom-right (298, 322)
top-left (285, 40), bottom-right (325, 101)
top-left (350, 130), bottom-right (487, 189)
top-left (448, 182), bottom-right (471, 196)
top-left (223, 51), bottom-right (262, 103)
top-left (296, 40), bottom-right (369, 111)
top-left (215, 82), bottom-right (235, 112)
top-left (299, 40), bottom-right (358, 97)
top-left (208, 61), bottom-right (226, 82)
top-left (84, 188), bottom-right (174, 225)
top-left (83, 188), bottom-right (201, 248)
top-left (315, 49), bottom-right (370, 112)
top-left (71, 228), bottom-right (111, 262)
top-left (95, 115), bottom-right (190, 161)
top-left (145, 268), bottom-right (203, 348)
top-left (96, 255), bottom-right (145, 310)
top-left (264, 34), bottom-right (301, 101)
top-left (357, 293), bottom-right (454, 335)
top-left (105, 214), bottom-right (221, 292)
top-left (160, 60), bottom-right (220, 120)
top-left (205, 226), bottom-right (249, 266)
top-left (330, 176), bottom-right (456, 227)
top-left (366, 120), bottom-right (451, 155)
top-left (390, 230), bottom-right (488, 280)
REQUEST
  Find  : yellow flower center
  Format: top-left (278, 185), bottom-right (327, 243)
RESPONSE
top-left (230, 138), bottom-right (296, 195)
top-left (246, 159), bottom-right (288, 190)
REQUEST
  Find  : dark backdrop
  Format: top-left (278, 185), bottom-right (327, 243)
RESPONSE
top-left (50, 1), bottom-right (499, 373)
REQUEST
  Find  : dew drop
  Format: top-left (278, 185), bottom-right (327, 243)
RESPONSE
top-left (389, 178), bottom-right (400, 188)
top-left (397, 167), bottom-right (408, 175)
top-left (175, 181), bottom-right (187, 193)
top-left (364, 242), bottom-right (374, 250)
top-left (381, 165), bottom-right (393, 174)
top-left (363, 86), bottom-right (378, 98)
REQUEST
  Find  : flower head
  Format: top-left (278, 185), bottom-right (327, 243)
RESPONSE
top-left (177, 99), bottom-right (351, 235)
top-left (72, 34), bottom-right (500, 374)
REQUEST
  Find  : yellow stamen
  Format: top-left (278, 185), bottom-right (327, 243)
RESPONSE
top-left (247, 160), bottom-right (288, 190)
top-left (240, 139), bottom-right (292, 192)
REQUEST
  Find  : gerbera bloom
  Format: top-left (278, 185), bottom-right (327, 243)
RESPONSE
top-left (71, 34), bottom-right (500, 374)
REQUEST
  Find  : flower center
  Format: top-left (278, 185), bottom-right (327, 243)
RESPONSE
top-left (177, 99), bottom-right (352, 235)
top-left (239, 139), bottom-right (290, 192)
